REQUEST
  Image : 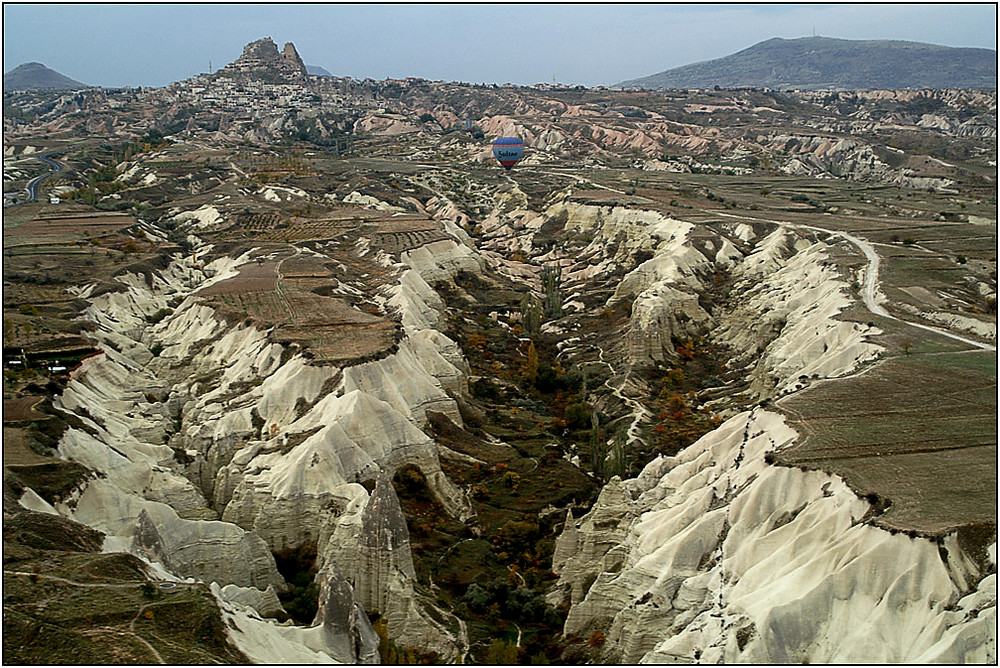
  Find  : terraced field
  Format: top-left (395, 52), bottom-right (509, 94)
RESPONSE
top-left (2, 213), bottom-right (137, 248)
top-left (372, 226), bottom-right (451, 254)
top-left (778, 338), bottom-right (996, 534)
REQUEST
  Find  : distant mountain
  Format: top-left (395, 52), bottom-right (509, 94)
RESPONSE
top-left (4, 62), bottom-right (89, 91)
top-left (616, 37), bottom-right (998, 91)
top-left (307, 64), bottom-right (333, 77)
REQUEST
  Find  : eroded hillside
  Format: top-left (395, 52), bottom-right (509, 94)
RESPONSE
top-left (4, 69), bottom-right (996, 663)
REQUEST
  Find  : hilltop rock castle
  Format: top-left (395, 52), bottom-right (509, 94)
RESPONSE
top-left (216, 37), bottom-right (308, 83)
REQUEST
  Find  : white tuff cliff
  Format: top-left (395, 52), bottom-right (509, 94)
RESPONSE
top-left (551, 409), bottom-right (996, 663)
top-left (42, 216), bottom-right (486, 660)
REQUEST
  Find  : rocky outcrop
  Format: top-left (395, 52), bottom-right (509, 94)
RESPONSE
top-left (354, 473), bottom-right (417, 610)
top-left (218, 583), bottom-right (285, 619)
top-left (713, 226), bottom-right (882, 400)
top-left (218, 388), bottom-right (470, 550)
top-left (44, 223), bottom-right (480, 660)
top-left (626, 284), bottom-right (712, 367)
top-left (341, 340), bottom-right (464, 428)
top-left (310, 567), bottom-right (381, 663)
top-left (551, 409), bottom-right (996, 663)
top-left (763, 132), bottom-right (957, 191)
top-left (61, 477), bottom-right (284, 591)
top-left (318, 474), bottom-right (463, 661)
top-left (217, 37), bottom-right (308, 83)
top-left (213, 581), bottom-right (374, 664)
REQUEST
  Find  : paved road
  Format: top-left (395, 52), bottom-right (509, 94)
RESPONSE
top-left (28, 153), bottom-right (64, 200)
top-left (5, 152), bottom-right (63, 207)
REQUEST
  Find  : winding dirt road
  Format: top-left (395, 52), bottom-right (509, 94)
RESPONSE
top-left (805, 225), bottom-right (995, 352)
top-left (715, 211), bottom-right (996, 352)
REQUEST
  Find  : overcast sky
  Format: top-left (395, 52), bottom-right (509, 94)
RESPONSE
top-left (3, 3), bottom-right (997, 88)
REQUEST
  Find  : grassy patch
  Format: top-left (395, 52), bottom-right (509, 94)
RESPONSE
top-left (2, 534), bottom-right (246, 664)
top-left (7, 460), bottom-right (92, 506)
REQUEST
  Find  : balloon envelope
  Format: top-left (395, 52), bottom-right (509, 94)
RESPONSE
top-left (492, 137), bottom-right (524, 170)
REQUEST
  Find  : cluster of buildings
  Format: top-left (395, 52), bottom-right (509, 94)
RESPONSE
top-left (157, 75), bottom-right (321, 113)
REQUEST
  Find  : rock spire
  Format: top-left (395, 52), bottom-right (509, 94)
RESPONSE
top-left (217, 37), bottom-right (308, 83)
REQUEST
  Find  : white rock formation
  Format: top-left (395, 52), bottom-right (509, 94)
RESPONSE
top-left (401, 238), bottom-right (483, 285)
top-left (714, 227), bottom-right (882, 398)
top-left (551, 409), bottom-right (996, 663)
top-left (213, 581), bottom-right (378, 664)
top-left (627, 284), bottom-right (712, 367)
top-left (219, 387), bottom-right (471, 550)
top-left (44, 230), bottom-right (480, 660)
top-left (318, 474), bottom-right (462, 661)
top-left (915, 308), bottom-right (997, 341)
top-left (61, 477), bottom-right (284, 591)
top-left (171, 204), bottom-right (223, 230)
top-left (218, 583), bottom-right (286, 618)
top-left (343, 190), bottom-right (404, 211)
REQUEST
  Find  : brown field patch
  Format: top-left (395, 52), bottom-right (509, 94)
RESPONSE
top-left (196, 261), bottom-right (279, 296)
top-left (368, 214), bottom-right (437, 233)
top-left (278, 255), bottom-right (333, 278)
top-left (253, 219), bottom-right (360, 242)
top-left (199, 278), bottom-right (397, 362)
top-left (3, 215), bottom-right (136, 247)
top-left (2, 427), bottom-right (54, 466)
top-left (278, 321), bottom-right (398, 363)
top-left (829, 446), bottom-right (996, 533)
top-left (777, 349), bottom-right (997, 535)
top-left (3, 397), bottom-right (47, 422)
top-left (280, 291), bottom-right (384, 327)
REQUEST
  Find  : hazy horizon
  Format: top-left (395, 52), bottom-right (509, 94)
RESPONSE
top-left (3, 3), bottom-right (998, 89)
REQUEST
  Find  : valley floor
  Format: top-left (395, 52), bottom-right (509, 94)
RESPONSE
top-left (4, 120), bottom-right (996, 663)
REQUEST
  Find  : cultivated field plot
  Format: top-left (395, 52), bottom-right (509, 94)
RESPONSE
top-left (196, 261), bottom-right (280, 296)
top-left (2, 397), bottom-right (46, 422)
top-left (2, 427), bottom-right (52, 467)
top-left (207, 291), bottom-right (292, 323)
top-left (3, 213), bottom-right (136, 248)
top-left (277, 320), bottom-right (398, 363)
top-left (369, 214), bottom-right (440, 231)
top-left (277, 253), bottom-right (333, 276)
top-left (236, 211), bottom-right (284, 235)
top-left (777, 348), bottom-right (997, 534)
top-left (199, 257), bottom-right (399, 363)
top-left (280, 290), bottom-right (385, 327)
top-left (370, 216), bottom-right (451, 254)
top-left (251, 217), bottom-right (366, 242)
top-left (275, 290), bottom-right (399, 363)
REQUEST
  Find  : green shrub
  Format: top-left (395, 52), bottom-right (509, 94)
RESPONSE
top-left (147, 308), bottom-right (172, 324)
top-left (487, 639), bottom-right (518, 664)
top-left (462, 583), bottom-right (491, 613)
top-left (565, 401), bottom-right (591, 429)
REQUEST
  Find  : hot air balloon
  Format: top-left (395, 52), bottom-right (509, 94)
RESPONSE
top-left (492, 136), bottom-right (524, 170)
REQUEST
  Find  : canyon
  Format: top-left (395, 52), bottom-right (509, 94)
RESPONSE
top-left (3, 39), bottom-right (996, 664)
